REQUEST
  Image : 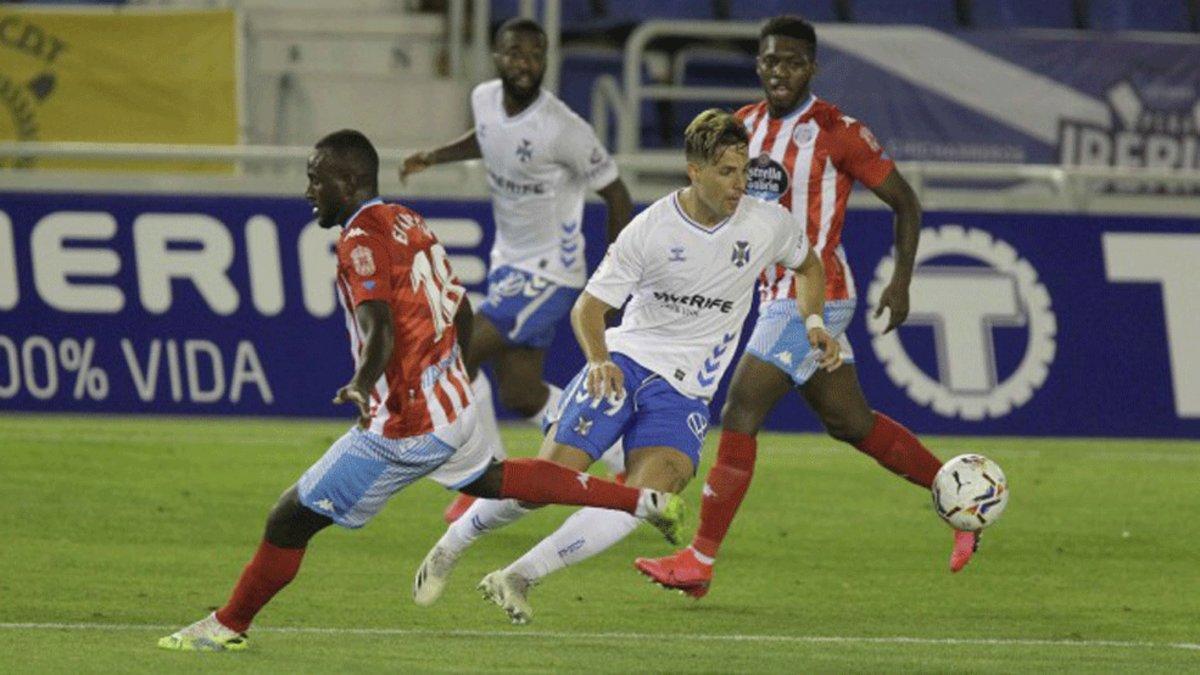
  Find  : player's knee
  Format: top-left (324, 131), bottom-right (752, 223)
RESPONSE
top-left (720, 393), bottom-right (768, 434)
top-left (265, 487), bottom-right (329, 547)
top-left (820, 408), bottom-right (874, 444)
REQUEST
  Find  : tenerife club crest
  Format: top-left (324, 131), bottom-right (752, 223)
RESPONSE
top-left (731, 240), bottom-right (750, 267)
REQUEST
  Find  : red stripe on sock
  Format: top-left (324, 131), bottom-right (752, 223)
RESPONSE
top-left (692, 430), bottom-right (757, 559)
top-left (853, 412), bottom-right (942, 488)
top-left (500, 458), bottom-right (639, 513)
top-left (215, 539), bottom-right (305, 633)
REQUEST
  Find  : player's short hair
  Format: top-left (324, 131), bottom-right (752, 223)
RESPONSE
top-left (494, 17), bottom-right (547, 48)
top-left (315, 129), bottom-right (379, 189)
top-left (761, 15), bottom-right (817, 57)
top-left (684, 109), bottom-right (749, 166)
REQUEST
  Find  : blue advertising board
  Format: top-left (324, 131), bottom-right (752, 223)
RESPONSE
top-left (1, 190), bottom-right (1197, 438)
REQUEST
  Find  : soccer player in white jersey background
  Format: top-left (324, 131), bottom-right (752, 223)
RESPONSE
top-left (410, 109), bottom-right (840, 625)
top-left (401, 18), bottom-right (633, 523)
top-left (637, 15), bottom-right (978, 599)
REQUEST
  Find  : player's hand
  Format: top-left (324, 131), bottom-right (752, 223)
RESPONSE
top-left (399, 151), bottom-right (433, 184)
top-left (585, 360), bottom-right (625, 402)
top-left (333, 383), bottom-right (372, 428)
top-left (873, 280), bottom-right (910, 334)
top-left (807, 328), bottom-right (843, 372)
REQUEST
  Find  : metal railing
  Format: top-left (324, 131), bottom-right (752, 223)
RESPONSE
top-left (620, 20), bottom-right (763, 155)
top-left (3, 141), bottom-right (1200, 213)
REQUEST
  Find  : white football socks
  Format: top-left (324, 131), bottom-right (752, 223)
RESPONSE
top-left (506, 507), bottom-right (639, 583)
top-left (440, 497), bottom-right (532, 555)
top-left (525, 382), bottom-right (562, 428)
top-left (471, 373), bottom-right (507, 461)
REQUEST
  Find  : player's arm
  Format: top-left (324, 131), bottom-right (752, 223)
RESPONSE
top-left (869, 169), bottom-right (921, 334)
top-left (596, 177), bottom-right (633, 243)
top-left (333, 300), bottom-right (395, 427)
top-left (792, 249), bottom-right (842, 372)
top-left (453, 297), bottom-right (474, 357)
top-left (399, 129), bottom-right (482, 183)
top-left (570, 291), bottom-right (624, 400)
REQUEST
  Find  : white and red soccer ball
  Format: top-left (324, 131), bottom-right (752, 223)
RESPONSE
top-left (931, 454), bottom-right (1009, 532)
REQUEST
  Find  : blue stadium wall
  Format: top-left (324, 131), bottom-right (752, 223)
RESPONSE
top-left (1, 191), bottom-right (1197, 438)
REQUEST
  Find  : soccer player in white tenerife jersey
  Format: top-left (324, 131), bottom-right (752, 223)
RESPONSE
top-left (410, 110), bottom-right (840, 625)
top-left (402, 18), bottom-right (633, 524)
top-left (637, 15), bottom-right (978, 599)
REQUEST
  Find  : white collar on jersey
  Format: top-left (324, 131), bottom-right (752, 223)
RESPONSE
top-left (500, 88), bottom-right (546, 125)
top-left (769, 94), bottom-right (817, 122)
top-left (671, 190), bottom-right (735, 235)
top-left (342, 197), bottom-right (384, 229)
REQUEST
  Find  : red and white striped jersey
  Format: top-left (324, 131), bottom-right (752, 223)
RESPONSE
top-left (736, 96), bottom-right (895, 303)
top-left (335, 199), bottom-right (471, 439)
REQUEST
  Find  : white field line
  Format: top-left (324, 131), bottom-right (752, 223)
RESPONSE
top-left (0, 622), bottom-right (1197, 652)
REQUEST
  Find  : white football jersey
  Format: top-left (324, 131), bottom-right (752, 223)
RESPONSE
top-left (586, 191), bottom-right (809, 400)
top-left (471, 80), bottom-right (619, 287)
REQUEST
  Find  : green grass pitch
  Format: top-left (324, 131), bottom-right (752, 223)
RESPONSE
top-left (1, 415), bottom-right (1197, 672)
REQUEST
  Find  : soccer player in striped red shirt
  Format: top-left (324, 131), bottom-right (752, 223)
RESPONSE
top-left (157, 130), bottom-right (683, 652)
top-left (636, 15), bottom-right (980, 597)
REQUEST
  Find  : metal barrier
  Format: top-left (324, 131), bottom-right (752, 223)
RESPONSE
top-left (620, 20), bottom-right (763, 155)
top-left (2, 140), bottom-right (1200, 214)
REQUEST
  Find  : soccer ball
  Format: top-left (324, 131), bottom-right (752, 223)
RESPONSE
top-left (931, 454), bottom-right (1008, 531)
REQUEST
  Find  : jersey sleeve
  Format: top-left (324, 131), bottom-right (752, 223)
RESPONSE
top-left (770, 204), bottom-right (810, 269)
top-left (584, 222), bottom-right (643, 308)
top-left (836, 118), bottom-right (895, 189)
top-left (555, 115), bottom-right (620, 191)
top-left (337, 232), bottom-right (395, 308)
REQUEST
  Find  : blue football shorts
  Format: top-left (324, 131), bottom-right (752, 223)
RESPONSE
top-left (297, 405), bottom-right (495, 528)
top-left (546, 352), bottom-right (710, 470)
top-left (746, 298), bottom-right (857, 387)
top-left (478, 265), bottom-right (581, 350)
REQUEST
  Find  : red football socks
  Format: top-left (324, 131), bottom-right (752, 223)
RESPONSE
top-left (692, 430), bottom-right (758, 559)
top-left (500, 458), bottom-right (639, 514)
top-left (215, 539), bottom-right (306, 633)
top-left (853, 412), bottom-right (942, 489)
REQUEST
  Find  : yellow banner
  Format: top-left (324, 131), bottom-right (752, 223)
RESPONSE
top-left (0, 9), bottom-right (238, 171)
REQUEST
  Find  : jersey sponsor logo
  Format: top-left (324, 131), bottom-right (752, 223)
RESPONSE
top-left (746, 152), bottom-right (790, 202)
top-left (867, 225), bottom-right (1056, 421)
top-left (668, 245), bottom-right (687, 262)
top-left (731, 240), bottom-right (750, 268)
top-left (651, 291), bottom-right (735, 316)
top-left (486, 169), bottom-right (546, 196)
top-left (350, 245), bottom-right (375, 276)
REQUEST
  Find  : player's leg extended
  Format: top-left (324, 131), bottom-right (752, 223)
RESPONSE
top-left (158, 485), bottom-right (332, 652)
top-left (800, 365), bottom-right (976, 570)
top-left (801, 364), bottom-right (941, 488)
top-left (510, 445), bottom-right (694, 578)
top-left (634, 354), bottom-right (791, 597)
